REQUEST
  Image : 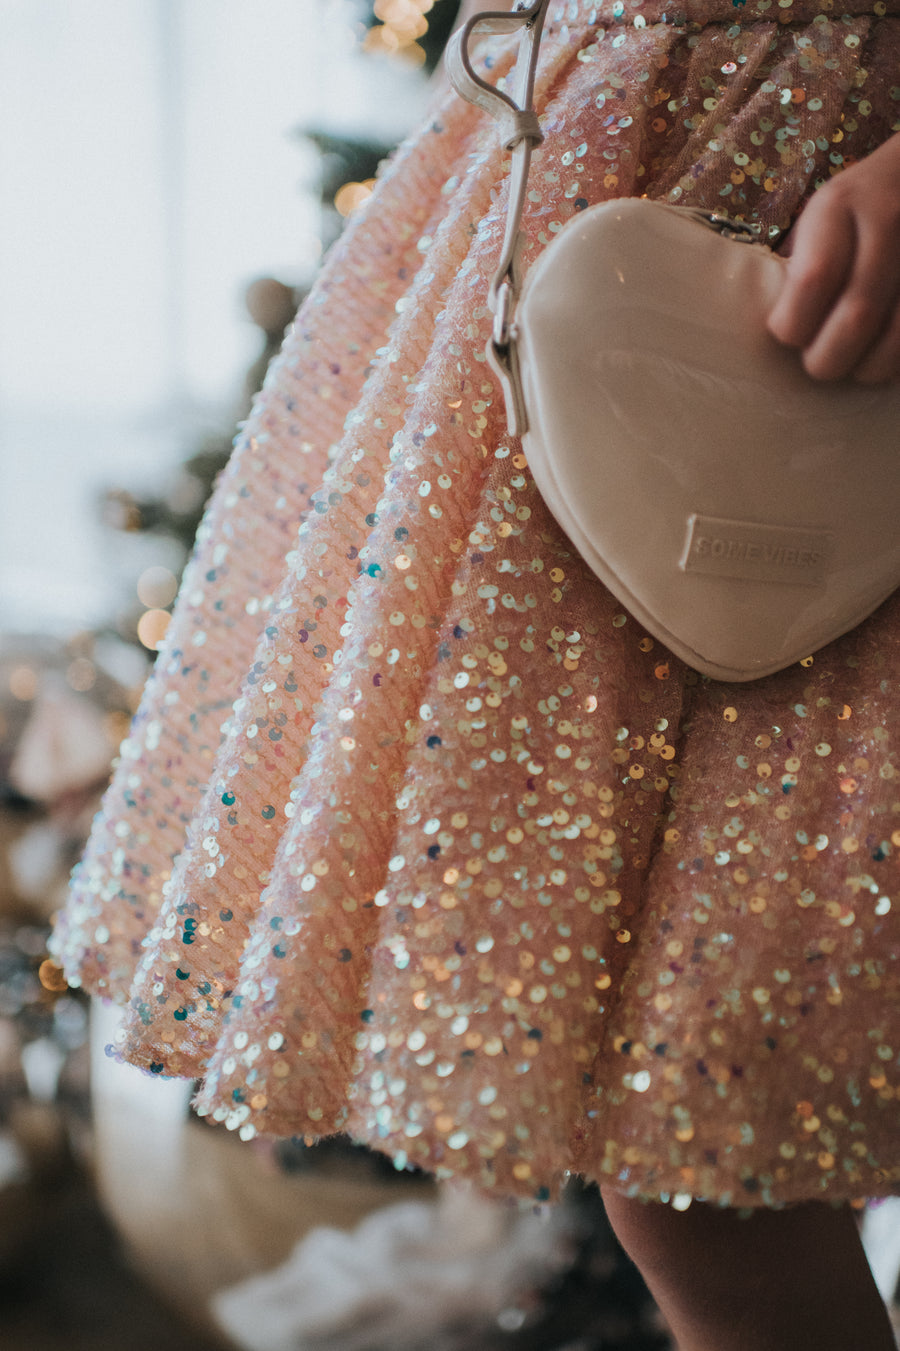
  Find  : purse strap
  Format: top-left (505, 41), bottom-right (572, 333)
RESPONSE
top-left (446, 0), bottom-right (551, 434)
top-left (446, 2), bottom-right (760, 437)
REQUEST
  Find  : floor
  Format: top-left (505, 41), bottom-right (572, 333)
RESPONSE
top-left (0, 1164), bottom-right (669, 1351)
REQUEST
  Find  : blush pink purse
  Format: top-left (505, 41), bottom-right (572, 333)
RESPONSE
top-left (447, 0), bottom-right (900, 681)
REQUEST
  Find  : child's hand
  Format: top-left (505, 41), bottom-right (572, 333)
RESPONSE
top-left (767, 132), bottom-right (900, 383)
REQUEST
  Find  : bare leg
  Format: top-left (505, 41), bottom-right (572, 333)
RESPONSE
top-left (601, 1186), bottom-right (896, 1351)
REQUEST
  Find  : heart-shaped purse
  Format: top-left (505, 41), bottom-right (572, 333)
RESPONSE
top-left (447, 1), bottom-right (900, 681)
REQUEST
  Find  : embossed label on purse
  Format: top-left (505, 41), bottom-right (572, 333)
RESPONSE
top-left (681, 516), bottom-right (833, 586)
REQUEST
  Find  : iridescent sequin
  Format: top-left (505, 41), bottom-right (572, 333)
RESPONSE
top-left (53, 0), bottom-right (900, 1203)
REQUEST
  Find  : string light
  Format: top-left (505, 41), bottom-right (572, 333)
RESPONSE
top-left (105, 710), bottom-right (133, 744)
top-left (133, 566), bottom-right (178, 650)
top-left (66, 657), bottom-right (97, 692)
top-left (137, 609), bottom-right (171, 650)
top-left (363, 0), bottom-right (435, 66)
top-left (333, 0), bottom-right (438, 214)
top-left (39, 960), bottom-right (69, 993)
top-left (8, 666), bottom-right (37, 701)
top-left (137, 565), bottom-right (178, 609)
top-left (334, 178), bottom-right (377, 216)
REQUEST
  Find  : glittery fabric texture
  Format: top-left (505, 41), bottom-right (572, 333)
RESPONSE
top-left (54, 0), bottom-right (900, 1205)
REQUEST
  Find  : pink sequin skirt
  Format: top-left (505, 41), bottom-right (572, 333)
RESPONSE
top-left (54, 0), bottom-right (900, 1205)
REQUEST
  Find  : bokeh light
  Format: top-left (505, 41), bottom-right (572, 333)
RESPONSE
top-left (9, 666), bottom-right (38, 701)
top-left (334, 178), bottom-right (377, 216)
top-left (136, 608), bottom-right (171, 650)
top-left (363, 0), bottom-right (435, 66)
top-left (137, 565), bottom-right (179, 609)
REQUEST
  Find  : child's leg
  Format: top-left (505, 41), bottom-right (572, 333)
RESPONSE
top-left (601, 1186), bottom-right (896, 1351)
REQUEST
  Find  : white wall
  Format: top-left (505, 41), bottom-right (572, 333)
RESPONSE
top-left (0, 0), bottom-right (427, 633)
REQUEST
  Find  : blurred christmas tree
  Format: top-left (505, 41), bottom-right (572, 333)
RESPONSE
top-left (104, 0), bottom-right (461, 658)
top-left (102, 275), bottom-right (305, 566)
top-left (312, 0), bottom-right (462, 242)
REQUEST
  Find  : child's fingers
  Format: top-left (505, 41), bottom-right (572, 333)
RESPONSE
top-left (797, 212), bottom-right (900, 381)
top-left (766, 196), bottom-right (854, 353)
top-left (853, 302), bottom-right (900, 384)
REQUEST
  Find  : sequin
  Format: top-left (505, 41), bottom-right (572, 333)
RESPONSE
top-left (52, 0), bottom-right (900, 1205)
